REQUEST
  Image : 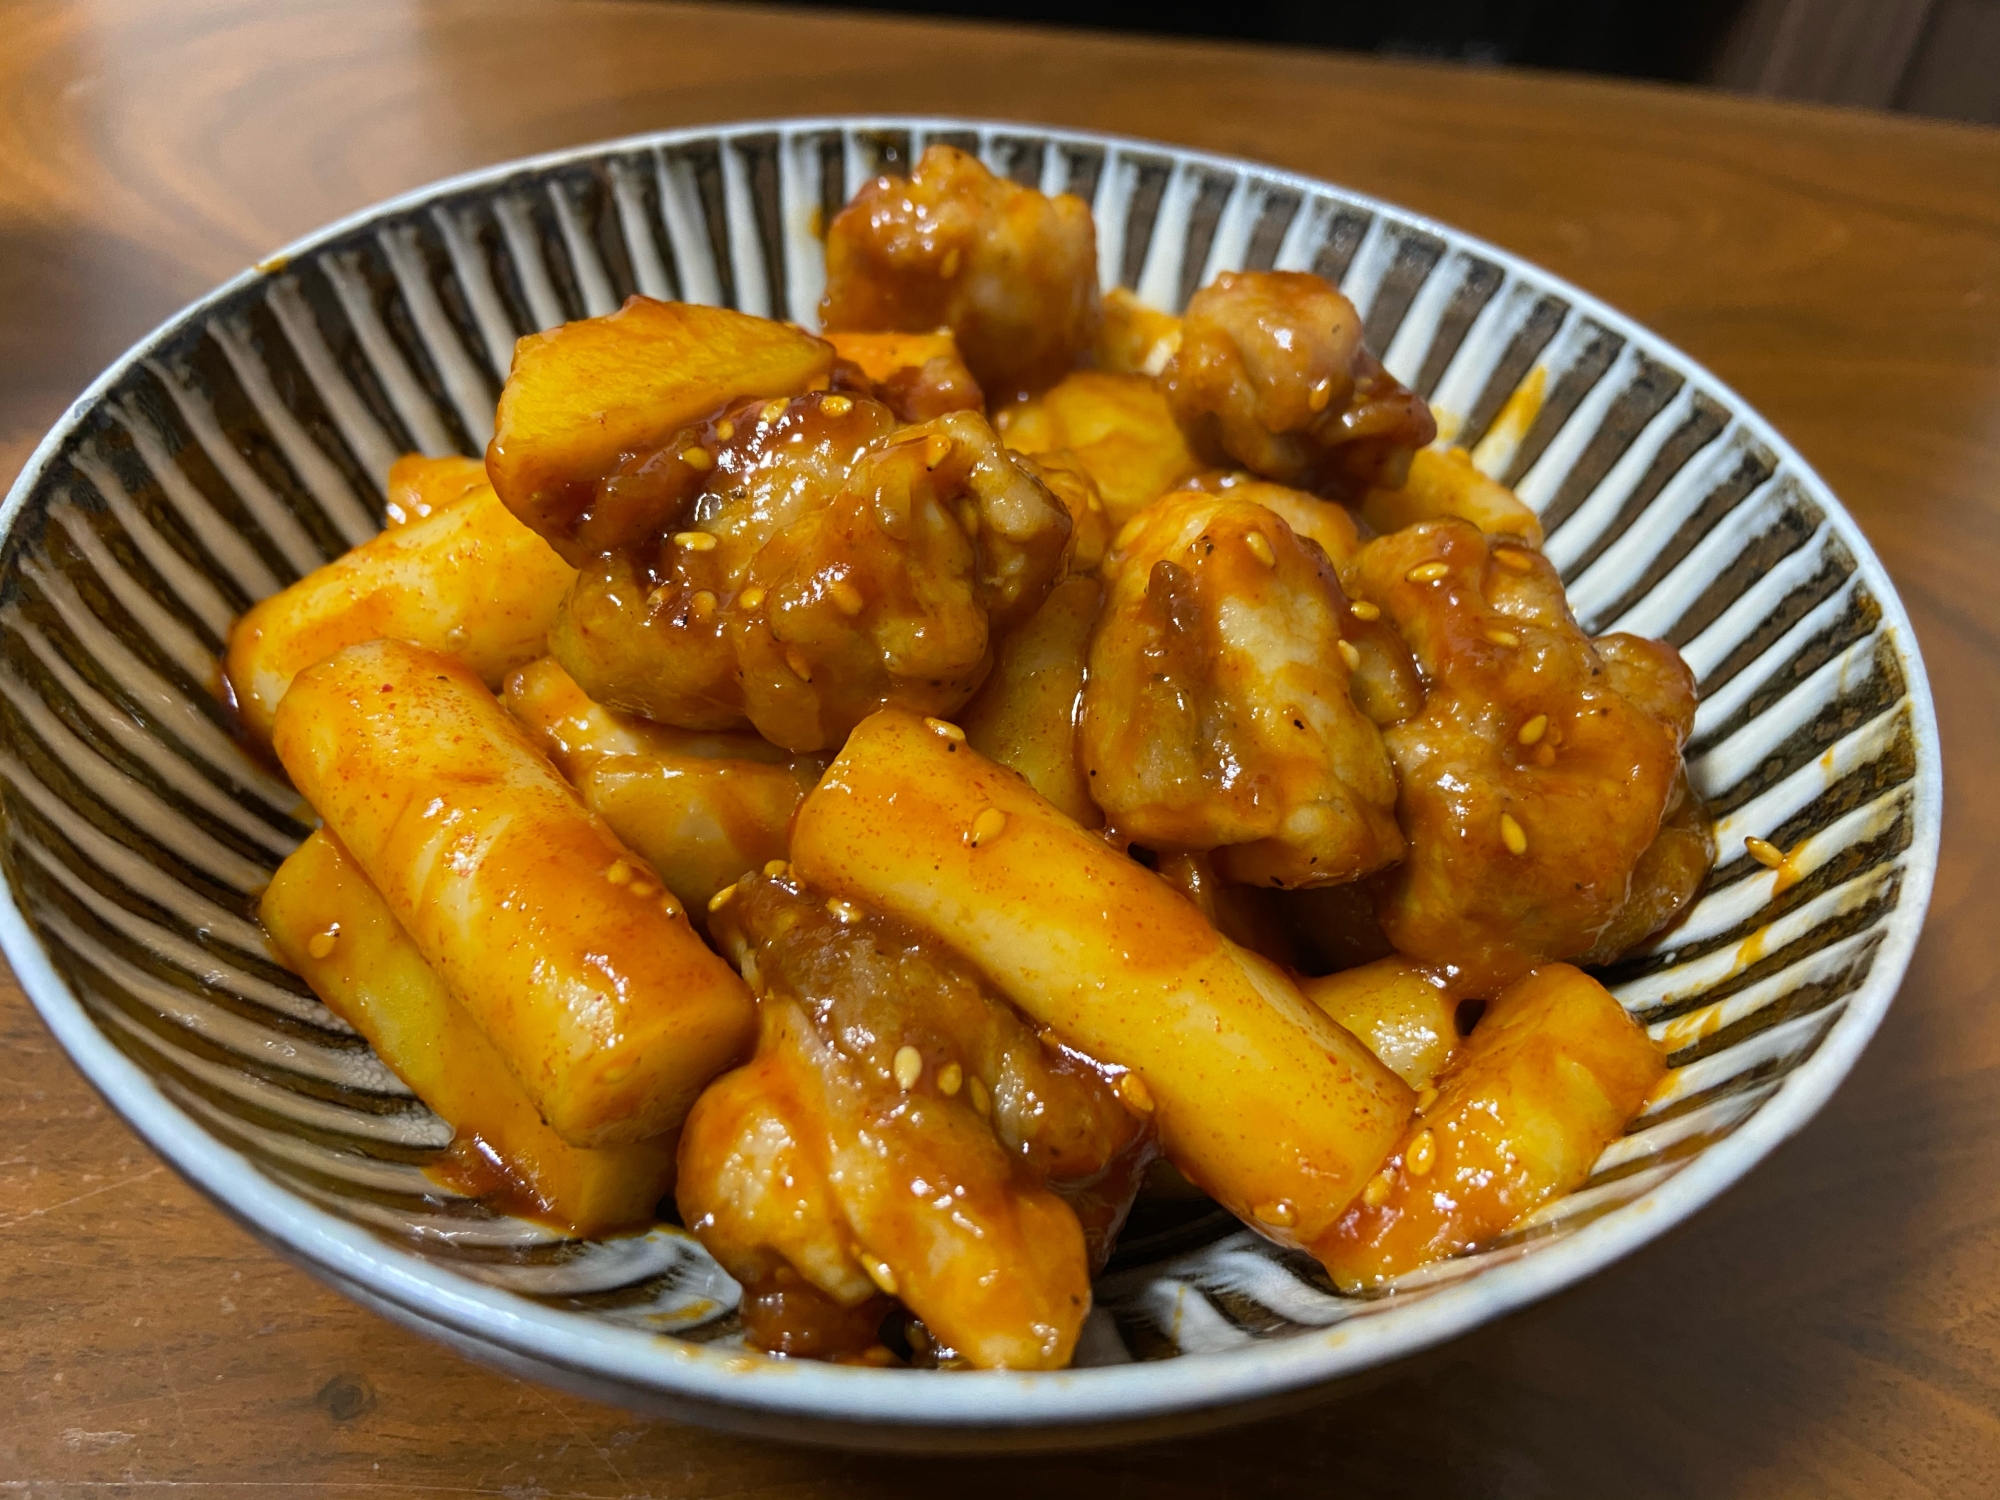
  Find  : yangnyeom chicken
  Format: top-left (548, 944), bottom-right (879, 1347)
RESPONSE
top-left (1354, 519), bottom-right (1699, 991)
top-left (682, 871), bottom-right (1148, 1367)
top-left (1080, 491), bottom-right (1404, 887)
top-left (820, 144), bottom-right (1098, 397)
top-left (1162, 270), bottom-right (1435, 496)
top-left (994, 369), bottom-right (1200, 527)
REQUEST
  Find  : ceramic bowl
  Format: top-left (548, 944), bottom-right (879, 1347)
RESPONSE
top-left (0, 117), bottom-right (1940, 1451)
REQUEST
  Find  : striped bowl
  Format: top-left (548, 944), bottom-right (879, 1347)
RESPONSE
top-left (0, 118), bottom-right (1939, 1450)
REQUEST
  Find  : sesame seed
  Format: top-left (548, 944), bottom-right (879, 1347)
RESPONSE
top-left (830, 579), bottom-right (866, 616)
top-left (826, 897), bottom-right (863, 924)
top-left (822, 394), bottom-right (854, 416)
top-left (1117, 1072), bottom-right (1155, 1115)
top-left (1349, 599), bottom-right (1381, 622)
top-left (707, 884), bottom-right (738, 913)
top-left (690, 589), bottom-right (717, 617)
top-left (661, 893), bottom-right (684, 919)
top-left (938, 1062), bottom-right (963, 1097)
top-left (893, 1045), bottom-right (923, 1091)
top-left (1534, 743), bottom-right (1556, 767)
top-left (1406, 561), bottom-right (1450, 583)
top-left (966, 807), bottom-right (1008, 848)
top-left (606, 860), bottom-right (633, 886)
top-left (1745, 835), bottom-right (1785, 870)
top-left (1361, 1168), bottom-right (1395, 1209)
top-left (922, 433), bottom-right (953, 470)
top-left (939, 246), bottom-right (961, 279)
top-left (681, 446), bottom-right (713, 471)
top-left (306, 927), bottom-right (338, 960)
top-left (628, 878), bottom-right (656, 899)
top-left (714, 419), bottom-right (735, 442)
top-left (674, 530), bottom-right (718, 552)
top-left (1307, 377), bottom-right (1334, 414)
top-left (1493, 546), bottom-right (1534, 572)
top-left (1244, 530), bottom-right (1276, 567)
top-left (737, 585), bottom-right (767, 611)
top-left (968, 1075), bottom-right (991, 1117)
top-left (760, 398), bottom-right (788, 424)
top-left (1499, 812), bottom-right (1528, 856)
top-left (1416, 1085), bottom-right (1439, 1112)
top-left (861, 1254), bottom-right (899, 1297)
top-left (1253, 1199), bottom-right (1297, 1228)
top-left (1517, 713), bottom-right (1548, 746)
top-left (1406, 1128), bottom-right (1437, 1176)
top-left (924, 717), bottom-right (966, 742)
top-left (763, 859), bottom-right (790, 878)
top-left (785, 647), bottom-right (813, 682)
top-left (1486, 628), bottom-right (1520, 647)
top-left (1337, 638), bottom-right (1361, 670)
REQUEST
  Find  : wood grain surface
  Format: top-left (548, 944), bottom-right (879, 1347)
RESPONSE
top-left (2, 0), bottom-right (1998, 1493)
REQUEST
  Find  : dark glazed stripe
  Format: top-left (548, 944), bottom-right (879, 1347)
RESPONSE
top-left (1117, 154), bottom-right (1174, 292)
top-left (1361, 231), bottom-right (1445, 355)
top-left (1578, 442), bottom-right (1778, 635)
top-left (1310, 207), bottom-right (1372, 290)
top-left (1534, 355), bottom-right (1684, 538)
top-left (1454, 294), bottom-right (1567, 455)
top-left (1500, 324), bottom-right (1623, 489)
top-left (1242, 189), bottom-right (1302, 274)
top-left (1665, 490), bottom-right (1826, 648)
top-left (1554, 393), bottom-right (1731, 584)
top-left (1177, 170), bottom-right (1241, 312)
top-left (1412, 257), bottom-right (1503, 399)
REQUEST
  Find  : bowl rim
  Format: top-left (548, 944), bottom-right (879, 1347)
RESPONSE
top-left (0, 113), bottom-right (1943, 1433)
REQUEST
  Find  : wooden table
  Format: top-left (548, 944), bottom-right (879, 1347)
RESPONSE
top-left (3, 0), bottom-right (1997, 1492)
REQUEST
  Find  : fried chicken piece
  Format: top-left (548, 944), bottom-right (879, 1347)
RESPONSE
top-left (681, 873), bottom-right (1153, 1368)
top-left (1162, 270), bottom-right (1435, 497)
top-left (821, 144), bottom-right (1098, 397)
top-left (550, 395), bottom-right (1072, 751)
top-left (1355, 520), bottom-right (1700, 991)
top-left (995, 369), bottom-right (1200, 528)
top-left (1080, 492), bottom-right (1404, 887)
top-left (1577, 766), bottom-right (1714, 966)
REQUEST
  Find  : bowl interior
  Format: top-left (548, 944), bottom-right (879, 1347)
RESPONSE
top-left (0, 118), bottom-right (1938, 1436)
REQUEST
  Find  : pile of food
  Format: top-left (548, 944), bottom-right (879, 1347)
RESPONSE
top-left (237, 145), bottom-right (1710, 1371)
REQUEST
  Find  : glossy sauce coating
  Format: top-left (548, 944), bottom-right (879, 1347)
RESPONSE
top-left (825, 329), bottom-right (984, 422)
top-left (821, 144), bottom-right (1098, 397)
top-left (486, 296), bottom-right (833, 563)
top-left (502, 656), bottom-right (821, 915)
top-left (1317, 963), bottom-right (1664, 1288)
top-left (552, 396), bottom-right (1071, 752)
top-left (1081, 492), bottom-right (1404, 887)
top-left (1162, 270), bottom-right (1435, 496)
top-left (271, 639), bottom-right (755, 1147)
top-left (789, 709), bottom-right (1415, 1256)
top-left (262, 829), bottom-right (678, 1235)
top-left (1356, 519), bottom-right (1697, 991)
top-left (1299, 957), bottom-right (1464, 1091)
top-left (683, 873), bottom-right (1121, 1368)
top-left (225, 472), bottom-right (574, 741)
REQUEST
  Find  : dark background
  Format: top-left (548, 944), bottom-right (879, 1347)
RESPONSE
top-left (742, 0), bottom-right (2000, 123)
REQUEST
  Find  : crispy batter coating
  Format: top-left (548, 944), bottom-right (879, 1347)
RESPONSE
top-left (995, 369), bottom-right (1200, 527)
top-left (683, 873), bottom-right (1148, 1368)
top-left (1081, 492), bottom-right (1404, 887)
top-left (1355, 520), bottom-right (1699, 991)
top-left (550, 394), bottom-right (1072, 751)
top-left (821, 144), bottom-right (1099, 397)
top-left (1162, 270), bottom-right (1435, 496)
